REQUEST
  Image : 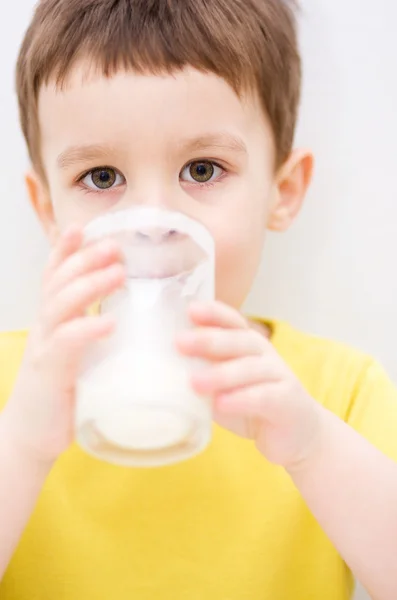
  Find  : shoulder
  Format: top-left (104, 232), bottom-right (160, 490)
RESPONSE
top-left (269, 319), bottom-right (397, 459)
top-left (0, 330), bottom-right (28, 410)
top-left (269, 319), bottom-right (389, 413)
top-left (0, 330), bottom-right (28, 361)
top-left (270, 319), bottom-right (373, 379)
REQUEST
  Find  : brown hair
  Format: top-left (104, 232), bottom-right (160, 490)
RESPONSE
top-left (16, 0), bottom-right (301, 178)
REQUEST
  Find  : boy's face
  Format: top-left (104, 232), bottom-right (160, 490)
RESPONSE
top-left (30, 66), bottom-right (312, 309)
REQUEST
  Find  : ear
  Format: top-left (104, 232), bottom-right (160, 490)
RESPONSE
top-left (267, 149), bottom-right (314, 232)
top-left (25, 171), bottom-right (59, 245)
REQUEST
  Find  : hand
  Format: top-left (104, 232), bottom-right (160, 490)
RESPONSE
top-left (3, 227), bottom-right (125, 466)
top-left (177, 301), bottom-right (323, 470)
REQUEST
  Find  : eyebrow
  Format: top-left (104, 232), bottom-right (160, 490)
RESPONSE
top-left (56, 132), bottom-right (247, 170)
top-left (57, 144), bottom-right (116, 170)
top-left (180, 132), bottom-right (247, 155)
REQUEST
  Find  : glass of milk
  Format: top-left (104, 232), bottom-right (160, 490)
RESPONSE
top-left (75, 207), bottom-right (215, 467)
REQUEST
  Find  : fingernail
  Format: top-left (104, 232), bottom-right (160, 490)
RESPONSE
top-left (65, 224), bottom-right (81, 237)
top-left (178, 330), bottom-right (195, 343)
top-left (191, 372), bottom-right (212, 394)
top-left (189, 302), bottom-right (207, 315)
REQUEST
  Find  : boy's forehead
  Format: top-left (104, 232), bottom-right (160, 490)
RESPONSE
top-left (38, 65), bottom-right (273, 163)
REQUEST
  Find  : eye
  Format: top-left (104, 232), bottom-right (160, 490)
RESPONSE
top-left (81, 167), bottom-right (125, 191)
top-left (180, 161), bottom-right (223, 184)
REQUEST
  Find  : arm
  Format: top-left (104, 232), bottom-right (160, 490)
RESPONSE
top-left (0, 414), bottom-right (51, 579)
top-left (176, 302), bottom-right (397, 600)
top-left (0, 229), bottom-right (125, 580)
top-left (289, 409), bottom-right (397, 600)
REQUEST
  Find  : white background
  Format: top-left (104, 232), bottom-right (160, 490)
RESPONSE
top-left (1, 1), bottom-right (396, 598)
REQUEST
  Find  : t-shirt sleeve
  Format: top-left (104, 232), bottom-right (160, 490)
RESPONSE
top-left (0, 331), bottom-right (27, 411)
top-left (345, 360), bottom-right (397, 462)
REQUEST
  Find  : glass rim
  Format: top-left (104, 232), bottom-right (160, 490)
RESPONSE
top-left (83, 207), bottom-right (214, 255)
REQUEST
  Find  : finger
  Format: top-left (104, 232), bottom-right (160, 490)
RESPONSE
top-left (212, 410), bottom-right (258, 440)
top-left (44, 264), bottom-right (125, 330)
top-left (214, 383), bottom-right (277, 418)
top-left (53, 314), bottom-right (116, 353)
top-left (47, 314), bottom-right (116, 376)
top-left (188, 301), bottom-right (249, 330)
top-left (191, 356), bottom-right (278, 395)
top-left (44, 227), bottom-right (83, 280)
top-left (177, 327), bottom-right (265, 360)
top-left (46, 239), bottom-right (123, 297)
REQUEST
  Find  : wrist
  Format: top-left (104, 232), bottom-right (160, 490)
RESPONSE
top-left (285, 404), bottom-right (331, 478)
top-left (0, 408), bottom-right (55, 478)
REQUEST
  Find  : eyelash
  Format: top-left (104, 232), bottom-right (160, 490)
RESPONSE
top-left (203, 162), bottom-right (226, 185)
top-left (183, 161), bottom-right (226, 189)
top-left (76, 160), bottom-right (228, 194)
top-left (76, 166), bottom-right (124, 195)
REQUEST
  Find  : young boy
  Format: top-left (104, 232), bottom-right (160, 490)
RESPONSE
top-left (1, 0), bottom-right (397, 598)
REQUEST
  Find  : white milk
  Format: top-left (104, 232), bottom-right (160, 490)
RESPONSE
top-left (76, 349), bottom-right (210, 452)
top-left (78, 207), bottom-right (215, 466)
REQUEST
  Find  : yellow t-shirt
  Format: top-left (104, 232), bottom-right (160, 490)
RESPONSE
top-left (1, 321), bottom-right (397, 600)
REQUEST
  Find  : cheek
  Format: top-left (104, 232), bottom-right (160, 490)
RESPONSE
top-left (213, 221), bottom-right (266, 308)
top-left (209, 173), bottom-right (271, 307)
top-left (48, 179), bottom-right (102, 230)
